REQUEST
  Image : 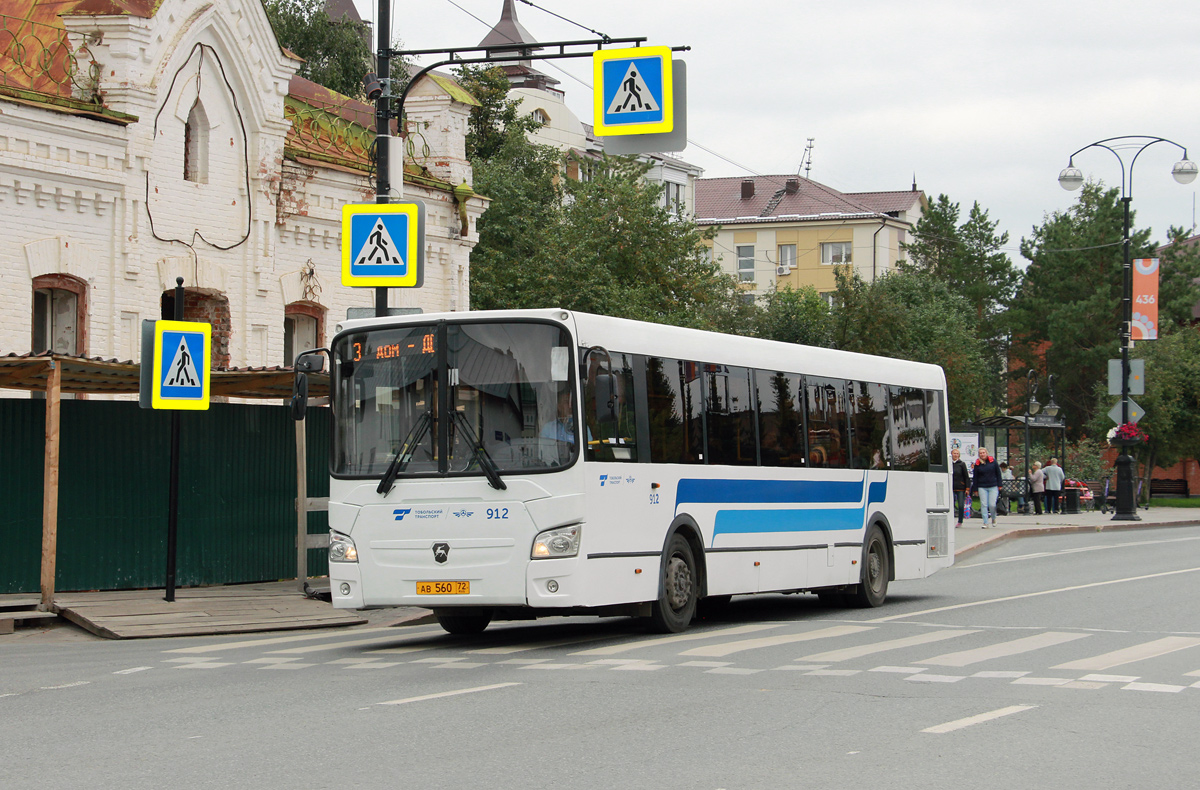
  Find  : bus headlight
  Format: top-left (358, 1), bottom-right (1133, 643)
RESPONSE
top-left (329, 532), bottom-right (358, 563)
top-left (531, 525), bottom-right (580, 559)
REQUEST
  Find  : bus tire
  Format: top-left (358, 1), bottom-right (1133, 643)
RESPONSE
top-left (435, 611), bottom-right (492, 635)
top-left (852, 524), bottom-right (890, 608)
top-left (649, 534), bottom-right (698, 633)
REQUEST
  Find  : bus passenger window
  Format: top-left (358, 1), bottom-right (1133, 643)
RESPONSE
top-left (889, 386), bottom-right (929, 471)
top-left (705, 364), bottom-right (755, 466)
top-left (806, 377), bottom-right (849, 468)
top-left (756, 371), bottom-right (803, 467)
top-left (925, 389), bottom-right (947, 470)
top-left (849, 381), bottom-right (889, 469)
top-left (584, 351), bottom-right (637, 462)
top-left (647, 357), bottom-right (703, 464)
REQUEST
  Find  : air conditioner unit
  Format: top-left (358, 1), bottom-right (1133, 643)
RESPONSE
top-left (776, 266), bottom-right (791, 276)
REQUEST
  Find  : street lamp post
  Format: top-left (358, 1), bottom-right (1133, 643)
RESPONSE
top-left (1058, 136), bottom-right (1197, 521)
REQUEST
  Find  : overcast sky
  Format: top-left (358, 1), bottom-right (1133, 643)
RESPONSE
top-left (353, 0), bottom-right (1200, 261)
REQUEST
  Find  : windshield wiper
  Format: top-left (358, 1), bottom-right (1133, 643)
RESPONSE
top-left (376, 411), bottom-right (432, 496)
top-left (453, 411), bottom-right (507, 491)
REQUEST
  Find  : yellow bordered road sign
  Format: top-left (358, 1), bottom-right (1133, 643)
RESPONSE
top-left (341, 201), bottom-right (426, 287)
top-left (593, 46), bottom-right (673, 136)
top-left (151, 320), bottom-right (211, 410)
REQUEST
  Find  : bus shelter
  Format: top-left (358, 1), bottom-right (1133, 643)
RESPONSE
top-left (969, 414), bottom-right (1067, 508)
top-left (0, 352), bottom-right (329, 609)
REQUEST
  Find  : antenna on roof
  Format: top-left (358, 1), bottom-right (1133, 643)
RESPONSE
top-left (797, 138), bottom-right (814, 178)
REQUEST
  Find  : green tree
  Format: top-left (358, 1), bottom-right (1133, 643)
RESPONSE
top-left (453, 65), bottom-right (543, 162)
top-left (1011, 182), bottom-right (1200, 438)
top-left (831, 267), bottom-right (990, 425)
top-left (754, 285), bottom-right (832, 347)
top-left (265, 0), bottom-right (373, 98)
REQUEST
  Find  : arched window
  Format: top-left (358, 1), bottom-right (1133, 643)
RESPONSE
top-left (531, 107), bottom-right (549, 125)
top-left (184, 100), bottom-right (210, 183)
top-left (31, 274), bottom-right (87, 355)
top-left (284, 303), bottom-right (324, 365)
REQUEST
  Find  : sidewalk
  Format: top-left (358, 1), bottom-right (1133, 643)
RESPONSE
top-left (953, 505), bottom-right (1200, 560)
top-left (4, 508), bottom-right (1198, 641)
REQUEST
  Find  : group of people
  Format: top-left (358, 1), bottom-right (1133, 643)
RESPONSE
top-left (951, 447), bottom-right (1067, 528)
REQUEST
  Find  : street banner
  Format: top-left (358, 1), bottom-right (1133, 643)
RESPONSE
top-left (1131, 257), bottom-right (1159, 340)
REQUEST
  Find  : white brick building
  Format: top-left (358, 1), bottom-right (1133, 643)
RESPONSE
top-left (0, 0), bottom-right (486, 374)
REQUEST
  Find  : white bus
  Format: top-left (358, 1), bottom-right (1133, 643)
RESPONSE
top-left (295, 309), bottom-right (953, 635)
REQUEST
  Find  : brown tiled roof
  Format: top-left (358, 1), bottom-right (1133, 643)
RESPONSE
top-left (695, 174), bottom-right (921, 224)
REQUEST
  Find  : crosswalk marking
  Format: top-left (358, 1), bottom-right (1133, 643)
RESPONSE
top-left (906, 674), bottom-right (964, 683)
top-left (678, 625), bottom-right (873, 658)
top-left (922, 705), bottom-right (1037, 734)
top-left (1121, 682), bottom-right (1185, 693)
top-left (1053, 636), bottom-right (1200, 671)
top-left (1011, 677), bottom-right (1072, 686)
top-left (799, 629), bottom-right (978, 663)
top-left (570, 623), bottom-right (784, 657)
top-left (919, 631), bottom-right (1090, 667)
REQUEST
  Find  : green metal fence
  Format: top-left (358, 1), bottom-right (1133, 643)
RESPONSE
top-left (0, 398), bottom-right (331, 594)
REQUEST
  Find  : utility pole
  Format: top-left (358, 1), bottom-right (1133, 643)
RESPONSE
top-left (373, 0), bottom-right (391, 318)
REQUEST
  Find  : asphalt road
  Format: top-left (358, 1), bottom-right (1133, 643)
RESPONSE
top-left (4, 526), bottom-right (1200, 790)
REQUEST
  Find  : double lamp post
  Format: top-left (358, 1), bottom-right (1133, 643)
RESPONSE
top-left (1057, 136), bottom-right (1197, 520)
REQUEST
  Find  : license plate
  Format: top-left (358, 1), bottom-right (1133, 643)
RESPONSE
top-left (417, 580), bottom-right (470, 595)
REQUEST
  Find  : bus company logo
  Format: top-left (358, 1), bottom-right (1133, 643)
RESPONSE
top-left (452, 509), bottom-right (475, 519)
top-left (415, 508), bottom-right (444, 520)
top-left (625, 476), bottom-right (636, 484)
top-left (393, 508), bottom-right (412, 521)
top-left (432, 543), bottom-right (450, 563)
top-left (599, 474), bottom-right (622, 488)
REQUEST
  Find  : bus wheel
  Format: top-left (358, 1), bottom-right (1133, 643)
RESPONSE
top-left (853, 525), bottom-right (890, 608)
top-left (436, 611), bottom-right (492, 635)
top-left (650, 534), bottom-right (698, 633)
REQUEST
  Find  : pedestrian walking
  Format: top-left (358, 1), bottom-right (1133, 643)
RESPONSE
top-left (952, 448), bottom-right (970, 528)
top-left (970, 447), bottom-right (1003, 528)
top-left (1043, 457), bottom-right (1066, 514)
top-left (1029, 461), bottom-right (1045, 515)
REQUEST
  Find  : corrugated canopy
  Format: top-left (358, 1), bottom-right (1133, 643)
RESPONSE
top-left (0, 352), bottom-right (329, 398)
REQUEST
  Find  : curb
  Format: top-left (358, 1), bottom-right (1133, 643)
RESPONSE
top-left (954, 519), bottom-right (1200, 561)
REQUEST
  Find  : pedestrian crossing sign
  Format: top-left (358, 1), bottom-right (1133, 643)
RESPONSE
top-left (151, 320), bottom-right (211, 410)
top-left (341, 201), bottom-right (426, 288)
top-left (593, 46), bottom-right (673, 136)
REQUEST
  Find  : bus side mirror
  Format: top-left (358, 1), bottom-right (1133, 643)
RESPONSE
top-left (296, 353), bottom-right (325, 373)
top-left (594, 372), bottom-right (619, 423)
top-left (290, 372), bottom-right (309, 422)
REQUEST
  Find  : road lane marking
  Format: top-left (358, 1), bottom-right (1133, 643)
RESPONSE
top-left (1053, 636), bottom-right (1200, 671)
top-left (378, 682), bottom-right (521, 706)
top-left (39, 681), bottom-right (90, 690)
top-left (570, 623), bottom-right (784, 656)
top-left (918, 631), bottom-right (1090, 667)
top-left (678, 625), bottom-right (874, 658)
top-left (468, 633), bottom-right (619, 654)
top-left (799, 629), bottom-right (979, 662)
top-left (267, 629), bottom-right (448, 654)
top-left (164, 626), bottom-right (411, 653)
top-left (113, 667), bottom-right (153, 675)
top-left (922, 705), bottom-right (1037, 734)
top-left (967, 536), bottom-right (1200, 568)
top-left (868, 566), bottom-right (1200, 623)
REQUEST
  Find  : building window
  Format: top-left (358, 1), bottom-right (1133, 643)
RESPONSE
top-left (531, 108), bottom-right (549, 125)
top-left (31, 274), bottom-right (87, 355)
top-left (777, 244), bottom-right (796, 271)
top-left (820, 291), bottom-right (835, 307)
top-left (183, 100), bottom-right (209, 183)
top-left (284, 303), bottom-right (325, 366)
top-left (821, 241), bottom-right (852, 265)
top-left (662, 181), bottom-right (684, 215)
top-left (737, 245), bottom-right (755, 282)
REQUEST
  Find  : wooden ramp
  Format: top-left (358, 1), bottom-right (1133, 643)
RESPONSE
top-left (53, 583), bottom-right (366, 639)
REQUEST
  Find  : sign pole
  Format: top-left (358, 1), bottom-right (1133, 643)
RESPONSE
top-left (165, 276), bottom-right (184, 602)
top-left (374, 0), bottom-right (391, 318)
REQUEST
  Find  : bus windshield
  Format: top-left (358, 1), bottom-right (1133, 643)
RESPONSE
top-left (332, 321), bottom-right (578, 478)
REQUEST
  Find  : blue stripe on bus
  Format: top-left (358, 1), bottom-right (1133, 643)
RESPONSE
top-left (675, 478), bottom-right (865, 507)
top-left (713, 508), bottom-right (864, 536)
